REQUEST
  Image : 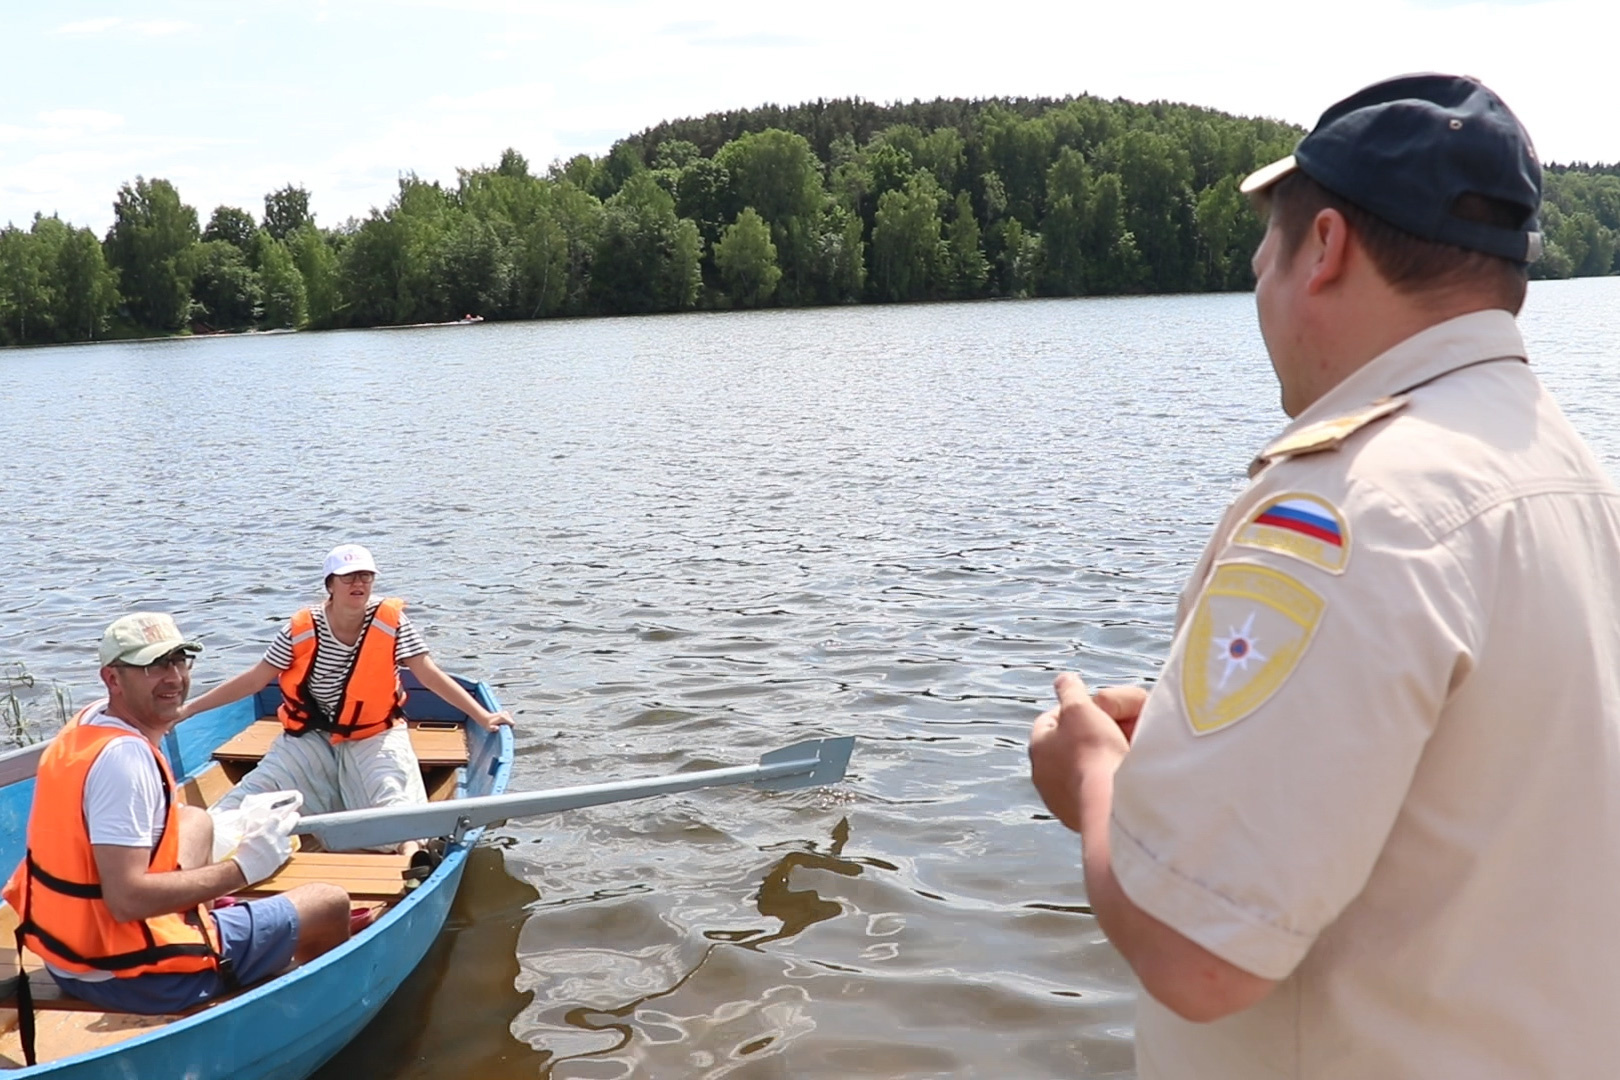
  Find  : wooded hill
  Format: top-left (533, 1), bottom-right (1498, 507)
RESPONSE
top-left (2, 94), bottom-right (1616, 347)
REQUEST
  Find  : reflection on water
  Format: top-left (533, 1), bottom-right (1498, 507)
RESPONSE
top-left (310, 845), bottom-right (545, 1079)
top-left (750, 819), bottom-right (866, 947)
top-left (548, 819), bottom-right (861, 1076)
top-left (3, 278), bottom-right (1616, 1078)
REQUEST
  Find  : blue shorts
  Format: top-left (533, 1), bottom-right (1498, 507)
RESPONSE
top-left (51, 895), bottom-right (300, 1014)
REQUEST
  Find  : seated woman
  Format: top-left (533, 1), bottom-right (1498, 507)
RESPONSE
top-left (181, 544), bottom-right (512, 854)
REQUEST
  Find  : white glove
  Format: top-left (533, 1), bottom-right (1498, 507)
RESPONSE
top-left (226, 791), bottom-right (303, 886)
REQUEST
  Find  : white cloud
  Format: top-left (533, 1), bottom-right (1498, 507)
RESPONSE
top-left (129, 20), bottom-right (196, 37)
top-left (50, 16), bottom-right (194, 38)
top-left (0, 110), bottom-right (127, 153)
top-left (299, 80), bottom-right (564, 219)
top-left (55, 17), bottom-right (122, 35)
top-left (37, 110), bottom-right (125, 134)
top-left (1, 149), bottom-right (141, 224)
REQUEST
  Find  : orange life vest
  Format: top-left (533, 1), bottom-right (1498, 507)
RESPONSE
top-left (2, 706), bottom-right (222, 979)
top-left (277, 597), bottom-right (408, 744)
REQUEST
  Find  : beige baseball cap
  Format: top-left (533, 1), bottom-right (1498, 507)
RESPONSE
top-left (98, 613), bottom-right (203, 667)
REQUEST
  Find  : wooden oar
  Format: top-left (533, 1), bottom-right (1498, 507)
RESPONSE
top-left (294, 735), bottom-right (855, 851)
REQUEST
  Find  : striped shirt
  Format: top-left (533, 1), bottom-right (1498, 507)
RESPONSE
top-left (263, 602), bottom-right (429, 717)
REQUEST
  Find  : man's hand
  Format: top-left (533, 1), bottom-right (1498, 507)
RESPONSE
top-left (228, 792), bottom-right (302, 886)
top-left (1091, 684), bottom-right (1148, 744)
top-left (1029, 674), bottom-right (1143, 833)
top-left (1029, 674), bottom-right (1281, 1020)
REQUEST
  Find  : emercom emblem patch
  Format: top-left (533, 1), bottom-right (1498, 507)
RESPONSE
top-left (1182, 562), bottom-right (1325, 735)
top-left (1233, 492), bottom-right (1350, 574)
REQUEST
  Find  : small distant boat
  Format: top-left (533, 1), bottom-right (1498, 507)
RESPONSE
top-left (0, 671), bottom-right (513, 1077)
top-left (375, 315), bottom-right (484, 331)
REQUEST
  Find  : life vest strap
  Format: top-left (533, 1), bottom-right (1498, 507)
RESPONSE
top-left (23, 916), bottom-right (218, 972)
top-left (13, 927), bottom-right (37, 1066)
top-left (25, 852), bottom-right (103, 899)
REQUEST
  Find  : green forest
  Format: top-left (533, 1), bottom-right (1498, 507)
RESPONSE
top-left (2, 94), bottom-right (1617, 347)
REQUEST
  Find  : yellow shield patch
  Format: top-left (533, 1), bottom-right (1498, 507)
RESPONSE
top-left (1232, 492), bottom-right (1350, 574)
top-left (1182, 562), bottom-right (1325, 735)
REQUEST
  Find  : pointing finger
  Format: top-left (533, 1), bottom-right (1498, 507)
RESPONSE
top-left (1053, 671), bottom-right (1093, 709)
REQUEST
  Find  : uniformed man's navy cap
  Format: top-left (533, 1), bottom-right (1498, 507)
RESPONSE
top-left (1242, 74), bottom-right (1543, 263)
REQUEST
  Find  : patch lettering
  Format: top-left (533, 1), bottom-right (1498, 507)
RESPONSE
top-left (1233, 493), bottom-right (1351, 574)
top-left (1182, 563), bottom-right (1325, 735)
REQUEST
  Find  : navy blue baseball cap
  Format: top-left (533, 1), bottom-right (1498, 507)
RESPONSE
top-left (1242, 74), bottom-right (1543, 263)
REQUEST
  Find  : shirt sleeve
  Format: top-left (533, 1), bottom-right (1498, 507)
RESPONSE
top-left (394, 612), bottom-right (429, 662)
top-left (262, 622), bottom-right (296, 670)
top-left (1109, 476), bottom-right (1482, 980)
top-left (83, 737), bottom-right (168, 848)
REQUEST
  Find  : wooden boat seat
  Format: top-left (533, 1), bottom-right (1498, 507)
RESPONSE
top-left (239, 851), bottom-right (413, 900)
top-left (211, 718), bottom-right (469, 767)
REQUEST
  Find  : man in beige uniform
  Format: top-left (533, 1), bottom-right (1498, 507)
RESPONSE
top-left (1030, 74), bottom-right (1620, 1077)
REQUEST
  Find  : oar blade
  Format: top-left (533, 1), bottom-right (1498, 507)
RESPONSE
top-left (754, 736), bottom-right (854, 792)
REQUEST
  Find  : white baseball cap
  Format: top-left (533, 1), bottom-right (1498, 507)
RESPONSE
top-left (322, 543), bottom-right (378, 578)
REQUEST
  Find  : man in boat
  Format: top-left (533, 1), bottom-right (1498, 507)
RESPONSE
top-left (1029, 74), bottom-right (1620, 1076)
top-left (3, 613), bottom-right (351, 1014)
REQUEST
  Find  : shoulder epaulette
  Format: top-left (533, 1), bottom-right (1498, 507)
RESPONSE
top-left (1248, 395), bottom-right (1409, 478)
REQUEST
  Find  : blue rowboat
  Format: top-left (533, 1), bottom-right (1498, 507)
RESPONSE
top-left (0, 671), bottom-right (513, 1076)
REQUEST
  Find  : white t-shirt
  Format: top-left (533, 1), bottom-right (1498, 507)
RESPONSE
top-left (80, 705), bottom-right (168, 849)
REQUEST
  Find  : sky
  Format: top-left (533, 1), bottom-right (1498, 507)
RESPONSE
top-left (2, 0), bottom-right (1614, 235)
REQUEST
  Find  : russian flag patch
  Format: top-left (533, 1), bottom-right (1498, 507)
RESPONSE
top-left (1233, 493), bottom-right (1350, 573)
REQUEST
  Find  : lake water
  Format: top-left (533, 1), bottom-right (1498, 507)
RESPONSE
top-left (3, 278), bottom-right (1617, 1079)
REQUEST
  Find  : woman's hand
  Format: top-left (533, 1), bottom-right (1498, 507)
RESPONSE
top-left (475, 709), bottom-right (514, 730)
top-left (402, 654), bottom-right (515, 731)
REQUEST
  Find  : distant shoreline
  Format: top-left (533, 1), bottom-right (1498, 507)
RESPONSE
top-left (12, 277), bottom-right (1620, 355)
top-left (4, 94), bottom-right (1616, 350)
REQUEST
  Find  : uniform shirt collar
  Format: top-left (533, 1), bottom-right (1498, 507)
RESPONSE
top-left (1288, 308), bottom-right (1526, 431)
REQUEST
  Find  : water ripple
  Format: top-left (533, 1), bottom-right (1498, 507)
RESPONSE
top-left (2, 279), bottom-right (1616, 1078)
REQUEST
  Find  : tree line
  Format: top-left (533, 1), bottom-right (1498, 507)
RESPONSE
top-left (1539, 165), bottom-right (1620, 279)
top-left (2, 94), bottom-right (1617, 347)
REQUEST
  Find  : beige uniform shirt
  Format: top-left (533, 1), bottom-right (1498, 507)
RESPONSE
top-left (1111, 310), bottom-right (1620, 1078)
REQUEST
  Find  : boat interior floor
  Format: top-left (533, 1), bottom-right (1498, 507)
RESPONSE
top-left (0, 719), bottom-right (468, 1068)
